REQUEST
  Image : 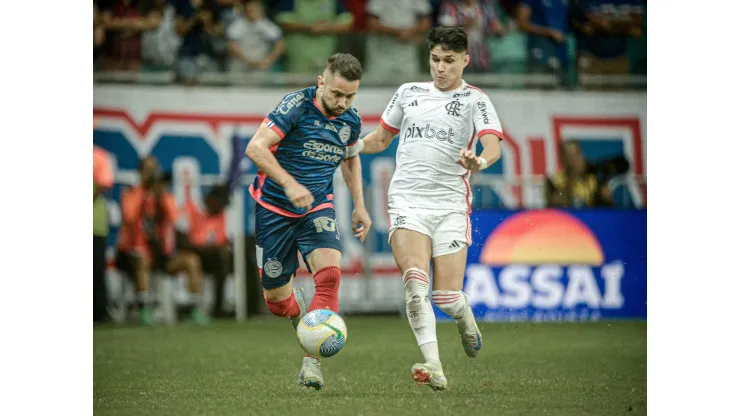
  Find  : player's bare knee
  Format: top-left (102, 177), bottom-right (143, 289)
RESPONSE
top-left (263, 282), bottom-right (296, 317)
top-left (307, 248), bottom-right (341, 271)
top-left (400, 257), bottom-right (430, 279)
top-left (263, 281), bottom-right (293, 302)
top-left (393, 246), bottom-right (429, 275)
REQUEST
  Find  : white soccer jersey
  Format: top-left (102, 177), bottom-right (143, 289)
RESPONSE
top-left (380, 80), bottom-right (503, 213)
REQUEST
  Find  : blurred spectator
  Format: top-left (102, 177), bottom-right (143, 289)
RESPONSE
top-left (428, 0), bottom-right (445, 28)
top-left (94, 146), bottom-right (114, 323)
top-left (338, 0), bottom-right (369, 66)
top-left (573, 0), bottom-right (643, 78)
top-left (226, 0), bottom-right (285, 74)
top-left (497, 0), bottom-right (519, 18)
top-left (173, 0), bottom-right (225, 85)
top-left (545, 140), bottom-right (613, 208)
top-left (516, 0), bottom-right (569, 74)
top-left (344, 0), bottom-right (369, 33)
top-left (116, 157), bottom-right (209, 326)
top-left (141, 1), bottom-right (181, 68)
top-left (438, 0), bottom-right (504, 73)
top-left (273, 0), bottom-right (353, 73)
top-left (97, 0), bottom-right (164, 72)
top-left (181, 183), bottom-right (233, 317)
top-left (94, 3), bottom-right (106, 62)
top-left (208, 0), bottom-right (241, 67)
top-left (364, 0), bottom-right (432, 77)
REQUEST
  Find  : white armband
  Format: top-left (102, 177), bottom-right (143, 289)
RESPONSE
top-left (345, 139), bottom-right (364, 159)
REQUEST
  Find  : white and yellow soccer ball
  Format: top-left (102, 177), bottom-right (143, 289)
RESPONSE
top-left (296, 309), bottom-right (347, 358)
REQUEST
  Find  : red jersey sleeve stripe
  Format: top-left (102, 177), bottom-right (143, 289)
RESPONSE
top-left (380, 119), bottom-right (400, 134)
top-left (263, 117), bottom-right (285, 139)
top-left (477, 129), bottom-right (503, 140)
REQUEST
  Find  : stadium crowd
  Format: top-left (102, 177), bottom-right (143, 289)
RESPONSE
top-left (93, 0), bottom-right (646, 86)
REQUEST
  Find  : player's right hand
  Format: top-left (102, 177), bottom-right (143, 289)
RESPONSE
top-left (285, 181), bottom-right (314, 211)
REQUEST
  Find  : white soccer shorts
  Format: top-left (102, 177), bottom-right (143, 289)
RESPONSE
top-left (388, 207), bottom-right (472, 258)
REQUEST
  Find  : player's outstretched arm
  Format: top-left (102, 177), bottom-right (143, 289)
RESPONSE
top-left (245, 121), bottom-right (314, 210)
top-left (340, 155), bottom-right (372, 242)
top-left (357, 125), bottom-right (396, 155)
top-left (457, 134), bottom-right (502, 172)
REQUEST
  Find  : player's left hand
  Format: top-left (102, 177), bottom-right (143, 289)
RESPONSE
top-left (456, 148), bottom-right (485, 171)
top-left (352, 208), bottom-right (372, 243)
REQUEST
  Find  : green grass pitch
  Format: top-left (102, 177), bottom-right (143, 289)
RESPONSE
top-left (94, 317), bottom-right (646, 415)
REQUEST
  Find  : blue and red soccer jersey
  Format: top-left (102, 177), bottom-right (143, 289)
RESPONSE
top-left (249, 85), bottom-right (362, 217)
top-left (248, 85), bottom-right (362, 288)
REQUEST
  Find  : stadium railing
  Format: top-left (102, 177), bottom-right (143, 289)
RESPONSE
top-left (93, 70), bottom-right (647, 90)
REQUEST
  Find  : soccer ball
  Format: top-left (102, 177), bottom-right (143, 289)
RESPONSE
top-left (296, 309), bottom-right (347, 358)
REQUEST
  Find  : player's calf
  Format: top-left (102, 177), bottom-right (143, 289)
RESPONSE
top-left (309, 266), bottom-right (341, 312)
top-left (264, 286), bottom-right (302, 318)
top-left (432, 291), bottom-right (467, 319)
top-left (433, 291), bottom-right (481, 358)
top-left (403, 267), bottom-right (440, 364)
top-left (305, 248), bottom-right (342, 312)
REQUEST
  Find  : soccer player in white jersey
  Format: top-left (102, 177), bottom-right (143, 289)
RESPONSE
top-left (355, 27), bottom-right (503, 390)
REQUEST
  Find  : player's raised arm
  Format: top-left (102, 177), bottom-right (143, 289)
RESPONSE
top-left (245, 120), bottom-right (314, 210)
top-left (341, 122), bottom-right (372, 242)
top-left (457, 94), bottom-right (504, 171)
top-left (357, 124), bottom-right (397, 154)
top-left (358, 85), bottom-right (405, 154)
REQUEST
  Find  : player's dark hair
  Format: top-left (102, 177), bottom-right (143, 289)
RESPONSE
top-left (325, 53), bottom-right (363, 81)
top-left (427, 26), bottom-right (468, 53)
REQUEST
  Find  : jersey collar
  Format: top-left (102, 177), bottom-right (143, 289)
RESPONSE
top-left (431, 79), bottom-right (467, 96)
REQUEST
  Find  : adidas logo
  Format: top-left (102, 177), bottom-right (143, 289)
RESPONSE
top-left (448, 240), bottom-right (463, 249)
top-left (408, 100), bottom-right (418, 107)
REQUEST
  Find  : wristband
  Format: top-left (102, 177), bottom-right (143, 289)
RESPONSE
top-left (345, 139), bottom-right (364, 158)
top-left (477, 156), bottom-right (489, 170)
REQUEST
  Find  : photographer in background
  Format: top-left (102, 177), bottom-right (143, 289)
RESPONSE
top-left (173, 0), bottom-right (225, 85)
top-left (546, 140), bottom-right (628, 208)
top-left (94, 146), bottom-right (114, 323)
top-left (116, 157), bottom-right (209, 326)
top-left (180, 183), bottom-right (233, 318)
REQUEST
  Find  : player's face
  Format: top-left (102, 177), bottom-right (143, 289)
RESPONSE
top-left (244, 1), bottom-right (263, 21)
top-left (318, 73), bottom-right (359, 117)
top-left (429, 46), bottom-right (469, 90)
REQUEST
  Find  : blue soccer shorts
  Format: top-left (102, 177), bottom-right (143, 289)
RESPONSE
top-left (255, 205), bottom-right (341, 290)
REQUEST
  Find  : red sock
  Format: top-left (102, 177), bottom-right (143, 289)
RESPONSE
top-left (265, 292), bottom-right (301, 318)
top-left (309, 266), bottom-right (341, 312)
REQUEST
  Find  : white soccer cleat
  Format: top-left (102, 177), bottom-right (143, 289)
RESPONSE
top-left (290, 287), bottom-right (308, 330)
top-left (297, 356), bottom-right (324, 390)
top-left (457, 294), bottom-right (482, 358)
top-left (411, 362), bottom-right (448, 391)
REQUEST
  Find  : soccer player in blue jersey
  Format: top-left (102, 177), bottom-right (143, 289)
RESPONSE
top-left (245, 53), bottom-right (371, 390)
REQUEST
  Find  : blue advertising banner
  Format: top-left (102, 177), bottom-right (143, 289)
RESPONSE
top-left (435, 209), bottom-right (647, 322)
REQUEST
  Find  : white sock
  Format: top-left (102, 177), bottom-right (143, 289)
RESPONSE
top-left (403, 268), bottom-right (439, 364)
top-left (420, 342), bottom-right (440, 365)
top-left (432, 290), bottom-right (469, 321)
